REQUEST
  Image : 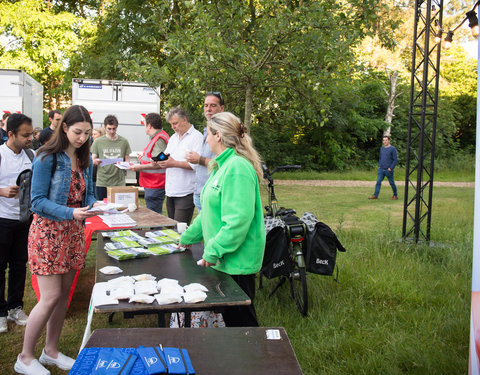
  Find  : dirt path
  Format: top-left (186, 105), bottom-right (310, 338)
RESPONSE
top-left (275, 180), bottom-right (474, 188)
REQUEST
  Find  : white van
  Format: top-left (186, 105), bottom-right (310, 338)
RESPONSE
top-left (0, 69), bottom-right (43, 127)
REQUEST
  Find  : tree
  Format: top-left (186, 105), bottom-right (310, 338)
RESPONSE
top-left (0, 0), bottom-right (95, 110)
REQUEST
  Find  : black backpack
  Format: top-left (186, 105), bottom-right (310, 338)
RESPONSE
top-left (0, 148), bottom-right (34, 223)
top-left (1, 150), bottom-right (56, 223)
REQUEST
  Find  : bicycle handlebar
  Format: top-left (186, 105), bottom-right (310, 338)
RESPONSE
top-left (263, 164), bottom-right (301, 180)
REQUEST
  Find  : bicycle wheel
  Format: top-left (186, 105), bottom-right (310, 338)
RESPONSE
top-left (289, 265), bottom-right (308, 316)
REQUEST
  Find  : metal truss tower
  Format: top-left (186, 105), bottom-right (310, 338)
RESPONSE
top-left (402, 0), bottom-right (443, 243)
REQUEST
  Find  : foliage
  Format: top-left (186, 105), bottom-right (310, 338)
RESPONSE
top-left (0, 0), bottom-right (96, 110)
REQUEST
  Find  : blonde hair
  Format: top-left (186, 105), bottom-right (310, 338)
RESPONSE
top-left (93, 127), bottom-right (105, 137)
top-left (207, 112), bottom-right (263, 181)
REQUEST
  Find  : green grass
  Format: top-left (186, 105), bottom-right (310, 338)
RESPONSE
top-left (274, 166), bottom-right (474, 182)
top-left (0, 185), bottom-right (473, 374)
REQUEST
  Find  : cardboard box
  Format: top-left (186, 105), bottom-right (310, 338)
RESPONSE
top-left (107, 186), bottom-right (139, 208)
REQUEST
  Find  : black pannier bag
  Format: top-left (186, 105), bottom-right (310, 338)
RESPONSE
top-left (305, 221), bottom-right (346, 276)
top-left (261, 225), bottom-right (294, 279)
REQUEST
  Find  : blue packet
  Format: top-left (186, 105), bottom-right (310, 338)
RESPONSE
top-left (163, 347), bottom-right (187, 374)
top-left (136, 346), bottom-right (167, 374)
top-left (180, 349), bottom-right (195, 375)
top-left (69, 348), bottom-right (145, 375)
top-left (92, 348), bottom-right (138, 374)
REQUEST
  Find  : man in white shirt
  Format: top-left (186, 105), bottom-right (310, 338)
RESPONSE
top-left (0, 113), bottom-right (34, 333)
top-left (157, 107), bottom-right (202, 224)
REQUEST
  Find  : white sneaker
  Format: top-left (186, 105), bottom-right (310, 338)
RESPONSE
top-left (8, 307), bottom-right (28, 326)
top-left (14, 355), bottom-right (50, 375)
top-left (39, 349), bottom-right (76, 370)
top-left (0, 316), bottom-right (7, 333)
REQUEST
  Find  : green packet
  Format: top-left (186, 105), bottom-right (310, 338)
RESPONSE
top-left (147, 244), bottom-right (185, 255)
top-left (162, 229), bottom-right (181, 240)
top-left (110, 237), bottom-right (141, 248)
top-left (106, 248), bottom-right (149, 260)
top-left (101, 230), bottom-right (140, 238)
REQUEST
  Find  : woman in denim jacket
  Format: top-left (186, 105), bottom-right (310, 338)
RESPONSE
top-left (15, 105), bottom-right (99, 375)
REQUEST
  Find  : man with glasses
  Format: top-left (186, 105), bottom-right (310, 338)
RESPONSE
top-left (186, 92), bottom-right (225, 211)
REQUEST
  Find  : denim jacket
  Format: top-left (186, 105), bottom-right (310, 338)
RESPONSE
top-left (30, 151), bottom-right (97, 221)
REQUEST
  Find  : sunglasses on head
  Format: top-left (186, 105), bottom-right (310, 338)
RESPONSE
top-left (206, 91), bottom-right (224, 106)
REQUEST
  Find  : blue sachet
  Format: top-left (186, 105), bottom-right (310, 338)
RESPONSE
top-left (69, 348), bottom-right (145, 374)
top-left (180, 349), bottom-right (195, 374)
top-left (92, 348), bottom-right (138, 374)
top-left (163, 347), bottom-right (187, 374)
top-left (136, 346), bottom-right (167, 374)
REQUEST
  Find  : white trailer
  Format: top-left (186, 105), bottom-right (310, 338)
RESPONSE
top-left (72, 78), bottom-right (161, 153)
top-left (0, 69), bottom-right (44, 128)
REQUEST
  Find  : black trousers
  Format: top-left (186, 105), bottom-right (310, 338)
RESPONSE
top-left (0, 218), bottom-right (29, 316)
top-left (222, 274), bottom-right (259, 327)
top-left (166, 194), bottom-right (195, 225)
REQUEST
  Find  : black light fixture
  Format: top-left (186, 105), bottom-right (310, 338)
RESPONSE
top-left (444, 30), bottom-right (454, 50)
top-left (466, 10), bottom-right (480, 37)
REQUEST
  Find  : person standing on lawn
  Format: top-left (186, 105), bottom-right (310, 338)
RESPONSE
top-left (369, 135), bottom-right (398, 200)
top-left (129, 113), bottom-right (170, 214)
top-left (91, 115), bottom-right (131, 201)
top-left (15, 105), bottom-right (99, 375)
top-left (0, 113), bottom-right (34, 334)
top-left (179, 112), bottom-right (266, 327)
top-left (186, 92), bottom-right (225, 211)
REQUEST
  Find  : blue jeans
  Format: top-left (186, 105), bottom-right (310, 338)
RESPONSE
top-left (374, 168), bottom-right (397, 197)
top-left (193, 194), bottom-right (201, 212)
top-left (144, 188), bottom-right (165, 215)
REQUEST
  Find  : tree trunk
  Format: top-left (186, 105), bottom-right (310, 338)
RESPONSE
top-left (244, 81), bottom-right (253, 131)
top-left (384, 69), bottom-right (399, 137)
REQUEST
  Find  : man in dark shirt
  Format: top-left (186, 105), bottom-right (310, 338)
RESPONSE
top-left (369, 135), bottom-right (398, 200)
top-left (0, 114), bottom-right (9, 145)
top-left (38, 110), bottom-right (61, 145)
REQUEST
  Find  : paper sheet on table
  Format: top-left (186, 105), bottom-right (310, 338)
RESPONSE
top-left (99, 158), bottom-right (122, 167)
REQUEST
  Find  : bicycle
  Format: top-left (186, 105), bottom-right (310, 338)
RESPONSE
top-left (260, 164), bottom-right (309, 316)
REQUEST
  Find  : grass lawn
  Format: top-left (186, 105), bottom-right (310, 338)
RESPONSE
top-left (0, 183), bottom-right (473, 374)
top-left (274, 166), bottom-right (474, 182)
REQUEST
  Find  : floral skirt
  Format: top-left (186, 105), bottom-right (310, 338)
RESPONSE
top-left (28, 213), bottom-right (86, 275)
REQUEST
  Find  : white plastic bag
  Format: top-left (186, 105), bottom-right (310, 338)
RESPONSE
top-left (129, 294), bottom-right (155, 304)
top-left (154, 293), bottom-right (183, 305)
top-left (183, 283), bottom-right (208, 293)
top-left (183, 290), bottom-right (207, 303)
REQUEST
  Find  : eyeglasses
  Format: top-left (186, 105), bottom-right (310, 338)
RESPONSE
top-left (206, 91), bottom-right (224, 106)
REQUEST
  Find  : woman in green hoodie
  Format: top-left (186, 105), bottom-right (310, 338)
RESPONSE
top-left (179, 112), bottom-right (266, 326)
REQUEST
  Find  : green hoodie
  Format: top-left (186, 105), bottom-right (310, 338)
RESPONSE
top-left (180, 147), bottom-right (266, 275)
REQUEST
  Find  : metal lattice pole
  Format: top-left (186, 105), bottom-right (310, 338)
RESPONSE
top-left (402, 0), bottom-right (442, 243)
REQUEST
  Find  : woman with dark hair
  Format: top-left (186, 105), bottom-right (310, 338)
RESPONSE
top-left (179, 112), bottom-right (266, 327)
top-left (14, 105), bottom-right (99, 375)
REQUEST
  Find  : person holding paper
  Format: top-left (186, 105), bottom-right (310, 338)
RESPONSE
top-left (129, 113), bottom-right (170, 214)
top-left (157, 107), bottom-right (202, 225)
top-left (179, 112), bottom-right (266, 327)
top-left (91, 115), bottom-right (131, 201)
top-left (15, 105), bottom-right (99, 375)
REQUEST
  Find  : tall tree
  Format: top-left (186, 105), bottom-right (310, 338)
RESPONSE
top-left (0, 0), bottom-right (95, 109)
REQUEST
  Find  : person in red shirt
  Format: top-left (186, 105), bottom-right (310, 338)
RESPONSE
top-left (129, 113), bottom-right (169, 214)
